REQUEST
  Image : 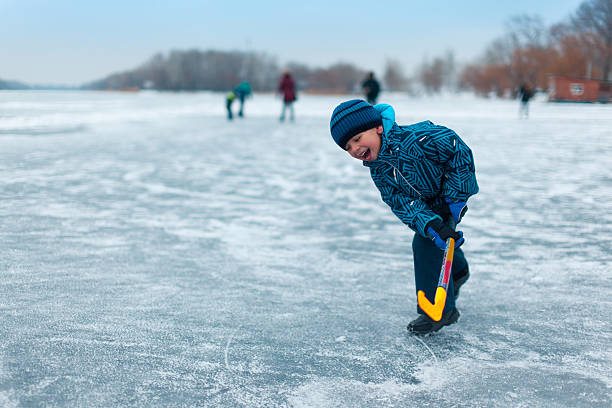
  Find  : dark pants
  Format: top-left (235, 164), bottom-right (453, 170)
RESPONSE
top-left (226, 98), bottom-right (234, 120)
top-left (412, 232), bottom-right (468, 316)
top-left (236, 93), bottom-right (246, 117)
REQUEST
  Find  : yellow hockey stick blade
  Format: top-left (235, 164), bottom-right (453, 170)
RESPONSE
top-left (417, 287), bottom-right (448, 322)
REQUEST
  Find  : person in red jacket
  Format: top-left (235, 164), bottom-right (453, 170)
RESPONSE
top-left (278, 69), bottom-right (297, 122)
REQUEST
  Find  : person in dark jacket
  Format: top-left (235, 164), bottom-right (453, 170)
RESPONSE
top-left (518, 83), bottom-right (534, 118)
top-left (278, 69), bottom-right (297, 122)
top-left (330, 99), bottom-right (479, 335)
top-left (361, 72), bottom-right (381, 105)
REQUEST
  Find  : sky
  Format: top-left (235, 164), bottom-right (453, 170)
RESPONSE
top-left (1, 0), bottom-right (587, 86)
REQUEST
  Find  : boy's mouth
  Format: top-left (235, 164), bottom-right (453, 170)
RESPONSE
top-left (361, 148), bottom-right (371, 161)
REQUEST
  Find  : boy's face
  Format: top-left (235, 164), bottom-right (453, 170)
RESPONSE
top-left (344, 125), bottom-right (383, 162)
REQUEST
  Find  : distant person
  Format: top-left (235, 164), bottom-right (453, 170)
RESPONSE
top-left (278, 69), bottom-right (297, 122)
top-left (329, 99), bottom-right (479, 335)
top-left (226, 91), bottom-right (236, 120)
top-left (518, 83), bottom-right (534, 118)
top-left (233, 81), bottom-right (252, 118)
top-left (361, 72), bottom-right (380, 105)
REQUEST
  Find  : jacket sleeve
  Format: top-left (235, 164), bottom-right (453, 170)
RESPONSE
top-left (420, 126), bottom-right (479, 202)
top-left (370, 166), bottom-right (441, 237)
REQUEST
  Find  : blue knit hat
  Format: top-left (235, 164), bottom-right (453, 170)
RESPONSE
top-left (330, 99), bottom-right (382, 149)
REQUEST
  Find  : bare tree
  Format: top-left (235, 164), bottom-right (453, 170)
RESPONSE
top-left (420, 57), bottom-right (445, 93)
top-left (571, 0), bottom-right (612, 80)
top-left (383, 59), bottom-right (407, 91)
top-left (482, 37), bottom-right (513, 66)
top-left (476, 14), bottom-right (554, 92)
top-left (506, 14), bottom-right (546, 49)
top-left (549, 23), bottom-right (600, 78)
top-left (442, 50), bottom-right (457, 90)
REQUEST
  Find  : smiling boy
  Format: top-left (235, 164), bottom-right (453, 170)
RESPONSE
top-left (330, 99), bottom-right (479, 335)
top-left (344, 125), bottom-right (382, 162)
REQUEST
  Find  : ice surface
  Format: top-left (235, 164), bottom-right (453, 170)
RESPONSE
top-left (0, 91), bottom-right (611, 407)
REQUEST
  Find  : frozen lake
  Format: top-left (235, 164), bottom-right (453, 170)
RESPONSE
top-left (1, 90), bottom-right (611, 407)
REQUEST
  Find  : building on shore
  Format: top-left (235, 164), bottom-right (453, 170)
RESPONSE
top-left (548, 75), bottom-right (611, 103)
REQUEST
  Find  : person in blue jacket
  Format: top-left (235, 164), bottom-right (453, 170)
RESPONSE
top-left (233, 81), bottom-right (252, 118)
top-left (330, 99), bottom-right (479, 335)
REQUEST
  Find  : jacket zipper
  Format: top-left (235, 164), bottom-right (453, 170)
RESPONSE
top-left (381, 159), bottom-right (424, 199)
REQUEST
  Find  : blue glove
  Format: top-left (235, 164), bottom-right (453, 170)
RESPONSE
top-left (445, 198), bottom-right (468, 224)
top-left (426, 219), bottom-right (464, 250)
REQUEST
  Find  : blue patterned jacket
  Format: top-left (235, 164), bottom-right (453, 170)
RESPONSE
top-left (363, 105), bottom-right (479, 237)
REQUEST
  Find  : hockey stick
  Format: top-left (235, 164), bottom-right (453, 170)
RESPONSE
top-left (417, 237), bottom-right (455, 321)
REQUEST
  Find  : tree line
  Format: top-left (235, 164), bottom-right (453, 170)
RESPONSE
top-left (0, 79), bottom-right (29, 90)
top-left (81, 48), bottom-right (452, 94)
top-left (459, 0), bottom-right (612, 97)
top-left (83, 50), bottom-right (374, 93)
top-left (84, 1), bottom-right (610, 98)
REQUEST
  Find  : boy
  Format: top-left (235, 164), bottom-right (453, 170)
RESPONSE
top-left (330, 99), bottom-right (478, 335)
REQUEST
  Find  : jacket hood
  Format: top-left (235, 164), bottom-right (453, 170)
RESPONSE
top-left (363, 104), bottom-right (397, 165)
top-left (374, 104), bottom-right (395, 137)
